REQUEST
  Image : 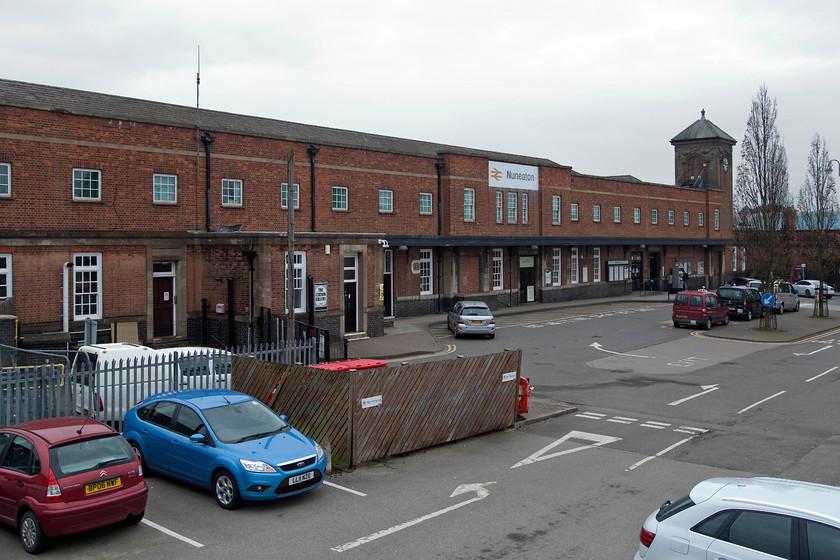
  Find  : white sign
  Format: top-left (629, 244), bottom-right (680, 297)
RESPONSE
top-left (361, 395), bottom-right (382, 409)
top-left (488, 161), bottom-right (539, 190)
top-left (314, 282), bottom-right (328, 310)
top-left (502, 371), bottom-right (517, 383)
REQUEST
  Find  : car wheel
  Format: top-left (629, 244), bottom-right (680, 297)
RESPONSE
top-left (778, 303), bottom-right (784, 315)
top-left (19, 510), bottom-right (47, 554)
top-left (213, 470), bottom-right (243, 510)
top-left (704, 319), bottom-right (712, 330)
top-left (794, 300), bottom-right (800, 311)
top-left (488, 333), bottom-right (495, 339)
top-left (805, 289), bottom-right (812, 298)
top-left (125, 509), bottom-right (145, 525)
top-left (129, 441), bottom-right (148, 473)
top-left (723, 314), bottom-right (730, 325)
top-left (673, 321), bottom-right (680, 328)
top-left (746, 309), bottom-right (752, 321)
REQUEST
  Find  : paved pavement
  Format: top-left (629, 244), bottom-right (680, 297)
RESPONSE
top-left (345, 291), bottom-right (840, 426)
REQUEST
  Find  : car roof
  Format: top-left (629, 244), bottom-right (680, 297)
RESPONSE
top-left (691, 477), bottom-right (840, 525)
top-left (458, 300), bottom-right (490, 307)
top-left (4, 416), bottom-right (116, 445)
top-left (143, 388), bottom-right (252, 410)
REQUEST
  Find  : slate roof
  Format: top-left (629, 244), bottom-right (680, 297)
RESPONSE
top-left (0, 78), bottom-right (566, 169)
top-left (671, 109), bottom-right (736, 145)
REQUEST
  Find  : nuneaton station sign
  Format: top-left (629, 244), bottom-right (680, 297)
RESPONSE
top-left (488, 161), bottom-right (539, 191)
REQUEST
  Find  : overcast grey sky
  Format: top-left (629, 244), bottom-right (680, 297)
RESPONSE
top-left (2, 0), bottom-right (839, 192)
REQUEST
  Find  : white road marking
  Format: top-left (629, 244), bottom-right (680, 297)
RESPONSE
top-left (511, 431), bottom-right (621, 469)
top-left (324, 481), bottom-right (367, 496)
top-left (668, 385), bottom-right (719, 406)
top-left (331, 482), bottom-right (495, 552)
top-left (674, 426), bottom-right (708, 435)
top-left (607, 416), bottom-right (638, 424)
top-left (589, 342), bottom-right (654, 359)
top-left (640, 421), bottom-right (671, 430)
top-left (738, 391), bottom-right (786, 414)
top-left (576, 412), bottom-right (606, 420)
top-left (626, 437), bottom-right (694, 471)
top-left (793, 345), bottom-right (833, 357)
top-left (806, 366), bottom-right (838, 383)
top-left (141, 519), bottom-right (204, 548)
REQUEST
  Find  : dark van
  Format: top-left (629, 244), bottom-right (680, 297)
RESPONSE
top-left (717, 285), bottom-right (765, 321)
top-left (672, 290), bottom-right (729, 330)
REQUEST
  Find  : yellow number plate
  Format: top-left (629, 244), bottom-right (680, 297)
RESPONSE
top-left (85, 477), bottom-right (122, 494)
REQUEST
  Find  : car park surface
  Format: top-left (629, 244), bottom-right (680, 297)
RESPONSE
top-left (634, 477), bottom-right (840, 560)
top-left (121, 388), bottom-right (326, 509)
top-left (0, 417), bottom-right (147, 554)
top-left (447, 300), bottom-right (496, 338)
top-left (671, 290), bottom-right (729, 330)
top-left (716, 285), bottom-right (765, 321)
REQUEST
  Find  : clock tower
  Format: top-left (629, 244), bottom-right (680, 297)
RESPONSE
top-left (670, 109), bottom-right (736, 191)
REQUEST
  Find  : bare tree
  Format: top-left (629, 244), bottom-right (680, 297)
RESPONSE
top-left (734, 84), bottom-right (794, 328)
top-left (797, 133), bottom-right (839, 317)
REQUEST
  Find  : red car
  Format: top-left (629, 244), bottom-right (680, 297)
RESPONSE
top-left (0, 417), bottom-right (147, 554)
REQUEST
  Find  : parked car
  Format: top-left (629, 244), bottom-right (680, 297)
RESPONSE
top-left (122, 388), bottom-right (327, 509)
top-left (793, 279), bottom-right (835, 299)
top-left (671, 290), bottom-right (729, 330)
top-left (634, 477), bottom-right (840, 560)
top-left (448, 301), bottom-right (496, 338)
top-left (730, 276), bottom-right (765, 292)
top-left (0, 417), bottom-right (147, 554)
top-left (772, 281), bottom-right (800, 314)
top-left (716, 285), bottom-right (765, 321)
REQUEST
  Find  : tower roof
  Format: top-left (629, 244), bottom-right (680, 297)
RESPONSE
top-left (671, 109), bottom-right (736, 145)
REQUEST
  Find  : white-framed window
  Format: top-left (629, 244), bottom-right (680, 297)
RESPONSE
top-left (0, 163), bottom-right (10, 197)
top-left (153, 174), bottom-right (177, 204)
top-left (698, 212), bottom-right (704, 226)
top-left (419, 249), bottom-right (432, 295)
top-left (570, 248), bottom-right (579, 284)
top-left (732, 246), bottom-right (738, 270)
top-left (740, 247), bottom-right (746, 271)
top-left (571, 203), bottom-right (579, 221)
top-left (683, 211), bottom-right (690, 226)
top-left (496, 191), bottom-right (503, 223)
top-left (492, 248), bottom-right (503, 290)
top-left (668, 210), bottom-right (675, 225)
top-left (73, 168), bottom-right (100, 201)
top-left (464, 188), bottom-right (475, 221)
top-left (593, 205), bottom-right (601, 223)
top-left (284, 251), bottom-right (306, 313)
top-left (420, 192), bottom-right (432, 215)
top-left (613, 206), bottom-right (621, 223)
top-left (332, 186), bottom-right (348, 210)
top-left (222, 178), bottom-right (242, 206)
top-left (379, 190), bottom-right (393, 213)
top-left (634, 208), bottom-right (641, 224)
top-left (552, 195), bottom-right (561, 224)
top-left (521, 193), bottom-right (528, 224)
top-left (0, 254), bottom-right (11, 298)
top-left (281, 183), bottom-right (300, 209)
top-left (552, 248), bottom-right (562, 285)
top-left (507, 192), bottom-right (517, 223)
top-left (74, 252), bottom-right (102, 320)
top-left (593, 247), bottom-right (601, 282)
top-left (714, 209), bottom-right (720, 231)
top-left (652, 209), bottom-right (658, 225)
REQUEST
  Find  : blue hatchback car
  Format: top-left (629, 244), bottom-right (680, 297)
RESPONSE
top-left (122, 389), bottom-right (326, 509)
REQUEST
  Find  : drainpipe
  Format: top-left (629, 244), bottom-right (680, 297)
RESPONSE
top-left (201, 132), bottom-right (215, 232)
top-left (307, 145), bottom-right (320, 232)
top-left (63, 262), bottom-right (73, 332)
top-left (435, 159), bottom-right (444, 236)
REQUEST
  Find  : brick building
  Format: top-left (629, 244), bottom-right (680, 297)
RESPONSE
top-left (0, 79), bottom-right (735, 352)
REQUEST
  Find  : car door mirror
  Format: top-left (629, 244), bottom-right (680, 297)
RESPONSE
top-left (190, 433), bottom-right (206, 444)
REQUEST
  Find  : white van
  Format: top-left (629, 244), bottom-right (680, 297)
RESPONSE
top-left (72, 343), bottom-right (230, 425)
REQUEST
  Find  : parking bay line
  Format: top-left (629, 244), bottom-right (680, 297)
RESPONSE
top-left (806, 366), bottom-right (838, 383)
top-left (141, 519), bottom-right (204, 548)
top-left (737, 391), bottom-right (786, 414)
top-left (324, 480), bottom-right (367, 496)
top-left (626, 437), bottom-right (694, 472)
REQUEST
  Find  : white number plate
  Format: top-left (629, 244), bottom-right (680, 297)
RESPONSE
top-left (289, 471), bottom-right (315, 485)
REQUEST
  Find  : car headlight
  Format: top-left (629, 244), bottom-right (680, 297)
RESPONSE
top-left (315, 441), bottom-right (325, 461)
top-left (239, 459), bottom-right (277, 473)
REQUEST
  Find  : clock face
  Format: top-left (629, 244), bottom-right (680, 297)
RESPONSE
top-left (722, 157), bottom-right (729, 172)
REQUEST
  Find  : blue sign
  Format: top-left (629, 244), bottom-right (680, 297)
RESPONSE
top-left (761, 293), bottom-right (775, 307)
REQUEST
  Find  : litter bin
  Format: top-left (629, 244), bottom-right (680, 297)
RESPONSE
top-left (518, 376), bottom-right (532, 414)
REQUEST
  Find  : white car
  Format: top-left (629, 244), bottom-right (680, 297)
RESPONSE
top-left (793, 279), bottom-right (835, 299)
top-left (634, 477), bottom-right (840, 560)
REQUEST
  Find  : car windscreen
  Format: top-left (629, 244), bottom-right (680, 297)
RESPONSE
top-left (201, 399), bottom-right (290, 444)
top-left (461, 306), bottom-right (491, 317)
top-left (49, 433), bottom-right (136, 478)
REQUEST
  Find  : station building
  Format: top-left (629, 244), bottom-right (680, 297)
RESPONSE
top-left (0, 79), bottom-right (736, 352)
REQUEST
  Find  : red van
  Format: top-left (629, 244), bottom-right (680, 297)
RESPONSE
top-left (672, 290), bottom-right (730, 330)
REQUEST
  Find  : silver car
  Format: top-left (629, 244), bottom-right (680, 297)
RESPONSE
top-left (772, 281), bottom-right (800, 313)
top-left (447, 301), bottom-right (495, 339)
top-left (635, 477), bottom-right (840, 560)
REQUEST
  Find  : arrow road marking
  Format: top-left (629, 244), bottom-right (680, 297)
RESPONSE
top-left (793, 345), bottom-right (833, 357)
top-left (668, 384), bottom-right (719, 406)
top-left (589, 342), bottom-right (653, 359)
top-left (331, 482), bottom-right (495, 552)
top-left (511, 430), bottom-right (621, 469)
